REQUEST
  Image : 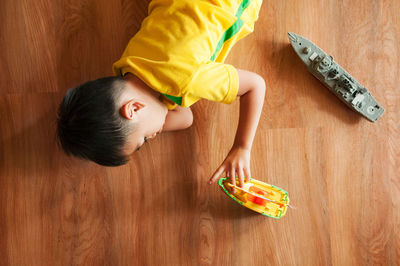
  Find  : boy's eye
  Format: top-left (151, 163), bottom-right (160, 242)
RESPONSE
top-left (144, 137), bottom-right (148, 142)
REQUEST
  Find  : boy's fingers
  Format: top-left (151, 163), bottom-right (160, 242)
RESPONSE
top-left (230, 169), bottom-right (236, 194)
top-left (244, 168), bottom-right (251, 182)
top-left (238, 168), bottom-right (245, 188)
top-left (209, 167), bottom-right (225, 184)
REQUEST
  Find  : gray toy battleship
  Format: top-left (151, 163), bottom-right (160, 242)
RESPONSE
top-left (288, 32), bottom-right (384, 122)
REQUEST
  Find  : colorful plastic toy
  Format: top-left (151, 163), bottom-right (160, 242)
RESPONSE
top-left (218, 177), bottom-right (293, 219)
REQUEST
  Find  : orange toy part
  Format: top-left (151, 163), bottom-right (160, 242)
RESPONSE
top-left (247, 186), bottom-right (270, 206)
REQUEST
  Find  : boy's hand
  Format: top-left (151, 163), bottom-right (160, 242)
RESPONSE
top-left (207, 68), bottom-right (265, 192)
top-left (209, 145), bottom-right (251, 193)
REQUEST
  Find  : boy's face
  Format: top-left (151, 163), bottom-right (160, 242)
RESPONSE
top-left (119, 81), bottom-right (168, 156)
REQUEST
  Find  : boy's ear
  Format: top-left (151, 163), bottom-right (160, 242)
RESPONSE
top-left (120, 100), bottom-right (146, 120)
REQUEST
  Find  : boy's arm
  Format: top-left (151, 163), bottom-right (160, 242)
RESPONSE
top-left (162, 106), bottom-right (193, 132)
top-left (209, 68), bottom-right (266, 192)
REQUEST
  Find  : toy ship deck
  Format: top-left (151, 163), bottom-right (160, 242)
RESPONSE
top-left (218, 177), bottom-right (290, 219)
top-left (288, 32), bottom-right (384, 122)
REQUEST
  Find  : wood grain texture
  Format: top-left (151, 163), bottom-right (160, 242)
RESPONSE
top-left (0, 0), bottom-right (399, 265)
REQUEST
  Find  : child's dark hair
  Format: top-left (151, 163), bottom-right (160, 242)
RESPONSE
top-left (56, 76), bottom-right (136, 166)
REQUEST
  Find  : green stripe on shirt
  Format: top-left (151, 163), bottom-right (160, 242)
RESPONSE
top-left (162, 93), bottom-right (182, 105)
top-left (210, 0), bottom-right (251, 61)
top-left (163, 0), bottom-right (251, 105)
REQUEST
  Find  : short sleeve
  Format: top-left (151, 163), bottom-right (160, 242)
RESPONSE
top-left (185, 62), bottom-right (239, 105)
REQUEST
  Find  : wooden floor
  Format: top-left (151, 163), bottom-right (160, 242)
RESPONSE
top-left (1, 0), bottom-right (399, 265)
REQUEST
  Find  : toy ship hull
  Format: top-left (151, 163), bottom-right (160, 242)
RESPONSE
top-left (288, 32), bottom-right (384, 122)
top-left (218, 177), bottom-right (290, 219)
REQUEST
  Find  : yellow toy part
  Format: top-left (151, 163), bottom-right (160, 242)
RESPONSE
top-left (218, 177), bottom-right (292, 219)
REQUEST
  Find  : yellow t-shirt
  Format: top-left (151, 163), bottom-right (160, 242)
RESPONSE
top-left (112, 0), bottom-right (262, 110)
